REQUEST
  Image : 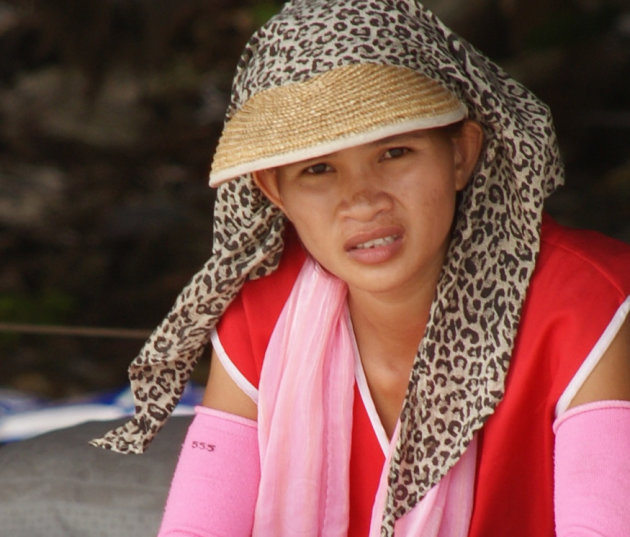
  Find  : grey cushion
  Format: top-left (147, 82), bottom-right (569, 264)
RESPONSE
top-left (0, 416), bottom-right (191, 537)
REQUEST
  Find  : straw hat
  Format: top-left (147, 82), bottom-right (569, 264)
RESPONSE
top-left (209, 63), bottom-right (467, 186)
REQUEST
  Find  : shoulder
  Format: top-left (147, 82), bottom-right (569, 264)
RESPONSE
top-left (227, 225), bottom-right (306, 343)
top-left (214, 226), bottom-right (306, 387)
top-left (525, 213), bottom-right (630, 327)
top-left (239, 226), bottom-right (306, 313)
top-left (513, 216), bottom-right (630, 396)
top-left (523, 214), bottom-right (630, 328)
top-left (523, 214), bottom-right (630, 326)
top-left (536, 214), bottom-right (630, 297)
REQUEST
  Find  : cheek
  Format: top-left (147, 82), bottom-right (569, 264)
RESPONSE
top-left (281, 196), bottom-right (316, 229)
top-left (279, 184), bottom-right (336, 224)
top-left (289, 219), bottom-right (336, 273)
top-left (398, 166), bottom-right (457, 210)
top-left (290, 214), bottom-right (329, 251)
top-left (282, 197), bottom-right (337, 260)
top-left (279, 196), bottom-right (331, 253)
top-left (275, 186), bottom-right (304, 223)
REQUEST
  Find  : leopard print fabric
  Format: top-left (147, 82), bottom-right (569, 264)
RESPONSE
top-left (92, 0), bottom-right (564, 533)
top-left (90, 178), bottom-right (285, 452)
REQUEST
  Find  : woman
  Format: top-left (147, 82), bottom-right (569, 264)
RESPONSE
top-left (93, 1), bottom-right (630, 535)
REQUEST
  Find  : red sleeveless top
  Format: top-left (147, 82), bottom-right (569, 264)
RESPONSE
top-left (215, 216), bottom-right (630, 536)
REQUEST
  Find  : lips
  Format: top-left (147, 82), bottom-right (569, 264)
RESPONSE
top-left (352, 234), bottom-right (399, 250)
top-left (344, 226), bottom-right (403, 252)
top-left (344, 227), bottom-right (404, 264)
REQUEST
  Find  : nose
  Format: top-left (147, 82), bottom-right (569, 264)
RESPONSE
top-left (337, 164), bottom-right (393, 220)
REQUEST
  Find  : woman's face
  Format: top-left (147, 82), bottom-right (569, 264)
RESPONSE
top-left (254, 121), bottom-right (483, 302)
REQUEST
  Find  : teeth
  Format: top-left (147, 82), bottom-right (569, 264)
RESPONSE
top-left (355, 235), bottom-right (397, 249)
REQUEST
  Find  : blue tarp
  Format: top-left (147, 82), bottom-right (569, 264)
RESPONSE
top-left (0, 383), bottom-right (202, 442)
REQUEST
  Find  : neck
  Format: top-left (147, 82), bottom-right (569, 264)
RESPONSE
top-left (347, 282), bottom-right (436, 438)
top-left (347, 274), bottom-right (437, 365)
top-left (348, 293), bottom-right (427, 360)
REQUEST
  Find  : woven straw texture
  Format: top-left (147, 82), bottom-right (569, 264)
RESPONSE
top-left (210, 63), bottom-right (465, 184)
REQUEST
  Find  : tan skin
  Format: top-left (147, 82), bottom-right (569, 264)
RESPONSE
top-left (203, 119), bottom-right (630, 436)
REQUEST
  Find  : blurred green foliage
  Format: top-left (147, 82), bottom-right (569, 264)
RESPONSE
top-left (0, 290), bottom-right (76, 324)
top-left (0, 290), bottom-right (76, 345)
top-left (251, 1), bottom-right (284, 26)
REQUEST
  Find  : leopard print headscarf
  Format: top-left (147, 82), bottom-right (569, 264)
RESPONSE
top-left (93, 1), bottom-right (564, 533)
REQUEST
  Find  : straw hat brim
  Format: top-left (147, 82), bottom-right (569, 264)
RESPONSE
top-left (209, 63), bottom-right (467, 186)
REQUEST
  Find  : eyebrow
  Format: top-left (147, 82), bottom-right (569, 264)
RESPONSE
top-left (282, 130), bottom-right (429, 169)
top-left (366, 131), bottom-right (428, 146)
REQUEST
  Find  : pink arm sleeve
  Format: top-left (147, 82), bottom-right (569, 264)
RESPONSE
top-left (157, 406), bottom-right (260, 537)
top-left (553, 400), bottom-right (630, 537)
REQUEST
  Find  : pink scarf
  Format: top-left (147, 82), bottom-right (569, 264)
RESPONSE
top-left (254, 257), bottom-right (476, 536)
top-left (371, 427), bottom-right (477, 537)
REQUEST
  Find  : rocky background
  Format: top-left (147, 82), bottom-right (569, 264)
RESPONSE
top-left (1, 0), bottom-right (629, 399)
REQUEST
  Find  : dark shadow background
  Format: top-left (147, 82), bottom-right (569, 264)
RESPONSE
top-left (1, 0), bottom-right (629, 399)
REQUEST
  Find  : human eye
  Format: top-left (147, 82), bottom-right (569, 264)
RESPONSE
top-left (303, 162), bottom-right (333, 175)
top-left (382, 147), bottom-right (410, 160)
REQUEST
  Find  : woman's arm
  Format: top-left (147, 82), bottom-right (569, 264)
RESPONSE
top-left (202, 349), bottom-right (258, 420)
top-left (157, 350), bottom-right (260, 537)
top-left (567, 314), bottom-right (630, 408)
top-left (554, 315), bottom-right (630, 537)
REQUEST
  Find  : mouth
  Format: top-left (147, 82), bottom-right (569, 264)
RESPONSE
top-left (345, 229), bottom-right (403, 265)
top-left (344, 226), bottom-right (404, 260)
top-left (352, 234), bottom-right (399, 250)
